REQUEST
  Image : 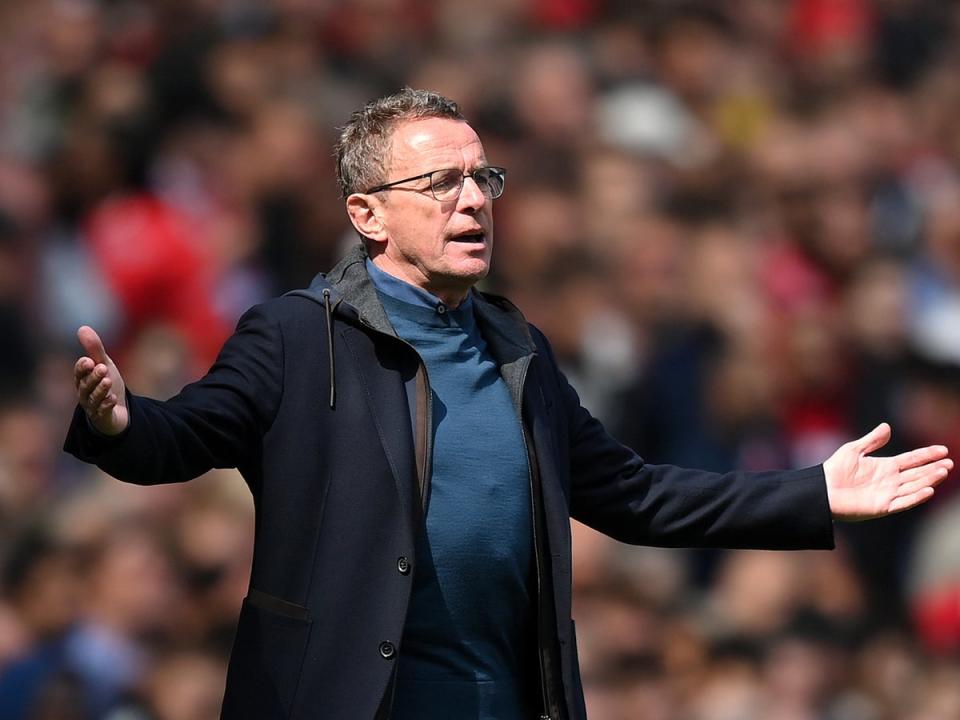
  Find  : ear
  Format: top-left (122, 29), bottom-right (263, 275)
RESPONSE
top-left (346, 193), bottom-right (388, 243)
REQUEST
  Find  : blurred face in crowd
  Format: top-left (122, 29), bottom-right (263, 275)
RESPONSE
top-left (347, 117), bottom-right (494, 306)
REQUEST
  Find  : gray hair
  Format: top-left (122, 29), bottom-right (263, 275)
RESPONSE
top-left (335, 87), bottom-right (465, 198)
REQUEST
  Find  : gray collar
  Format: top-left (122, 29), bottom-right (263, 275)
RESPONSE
top-left (310, 244), bottom-right (397, 337)
top-left (303, 243), bottom-right (537, 365)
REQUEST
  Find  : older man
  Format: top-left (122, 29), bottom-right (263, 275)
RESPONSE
top-left (66, 89), bottom-right (952, 720)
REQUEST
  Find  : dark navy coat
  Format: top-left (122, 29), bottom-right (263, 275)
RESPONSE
top-left (64, 245), bottom-right (835, 719)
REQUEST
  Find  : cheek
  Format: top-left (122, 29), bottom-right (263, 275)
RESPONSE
top-left (389, 207), bottom-right (438, 241)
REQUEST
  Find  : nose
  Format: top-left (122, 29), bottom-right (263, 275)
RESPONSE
top-left (457, 174), bottom-right (487, 212)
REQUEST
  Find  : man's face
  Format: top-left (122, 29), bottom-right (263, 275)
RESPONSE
top-left (366, 117), bottom-right (494, 303)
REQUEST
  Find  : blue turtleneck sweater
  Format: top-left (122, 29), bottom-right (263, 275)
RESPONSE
top-left (366, 260), bottom-right (534, 719)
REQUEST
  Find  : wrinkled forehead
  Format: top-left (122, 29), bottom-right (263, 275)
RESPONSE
top-left (386, 117), bottom-right (486, 176)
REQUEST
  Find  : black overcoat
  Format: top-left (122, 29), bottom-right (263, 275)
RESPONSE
top-left (64, 244), bottom-right (834, 720)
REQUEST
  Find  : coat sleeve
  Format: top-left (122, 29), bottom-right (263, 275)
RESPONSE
top-left (533, 329), bottom-right (835, 550)
top-left (63, 304), bottom-right (284, 485)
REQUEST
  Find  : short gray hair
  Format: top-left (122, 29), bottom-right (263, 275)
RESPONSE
top-left (335, 88), bottom-right (466, 198)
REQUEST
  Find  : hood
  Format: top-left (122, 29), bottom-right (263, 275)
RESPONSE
top-left (298, 243), bottom-right (398, 338)
top-left (299, 243), bottom-right (536, 360)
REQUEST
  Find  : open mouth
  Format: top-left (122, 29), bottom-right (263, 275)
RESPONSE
top-left (450, 231), bottom-right (486, 244)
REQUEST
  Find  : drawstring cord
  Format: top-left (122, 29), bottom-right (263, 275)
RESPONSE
top-left (323, 289), bottom-right (336, 409)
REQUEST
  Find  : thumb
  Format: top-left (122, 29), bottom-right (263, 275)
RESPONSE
top-left (854, 422), bottom-right (891, 455)
top-left (77, 325), bottom-right (111, 365)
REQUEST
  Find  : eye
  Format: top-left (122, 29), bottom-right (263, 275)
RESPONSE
top-left (475, 168), bottom-right (505, 197)
top-left (473, 171), bottom-right (491, 190)
top-left (431, 170), bottom-right (461, 195)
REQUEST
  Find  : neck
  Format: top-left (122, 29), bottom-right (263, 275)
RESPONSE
top-left (430, 287), bottom-right (469, 308)
top-left (369, 254), bottom-right (471, 308)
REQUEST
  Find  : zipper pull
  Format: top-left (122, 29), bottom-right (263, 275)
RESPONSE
top-left (322, 289), bottom-right (336, 409)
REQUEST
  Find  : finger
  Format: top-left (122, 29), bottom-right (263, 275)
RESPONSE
top-left (88, 377), bottom-right (112, 408)
top-left (893, 445), bottom-right (950, 471)
top-left (77, 326), bottom-right (110, 365)
top-left (853, 422), bottom-right (892, 455)
top-left (899, 458), bottom-right (953, 482)
top-left (87, 389), bottom-right (119, 420)
top-left (74, 357), bottom-right (95, 387)
top-left (888, 487), bottom-right (935, 514)
top-left (896, 465), bottom-right (951, 497)
top-left (77, 364), bottom-right (108, 399)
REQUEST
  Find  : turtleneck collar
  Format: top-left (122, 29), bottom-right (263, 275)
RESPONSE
top-left (365, 257), bottom-right (473, 317)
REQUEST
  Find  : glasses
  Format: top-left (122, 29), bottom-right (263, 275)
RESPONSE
top-left (366, 166), bottom-right (506, 201)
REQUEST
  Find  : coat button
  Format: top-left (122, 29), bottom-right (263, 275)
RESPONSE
top-left (379, 641), bottom-right (396, 659)
top-left (397, 556), bottom-right (411, 575)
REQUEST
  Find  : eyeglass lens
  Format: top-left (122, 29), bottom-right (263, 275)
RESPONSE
top-left (432, 168), bottom-right (504, 200)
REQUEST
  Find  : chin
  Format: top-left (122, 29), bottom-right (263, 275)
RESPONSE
top-left (431, 264), bottom-right (488, 297)
top-left (454, 259), bottom-right (491, 284)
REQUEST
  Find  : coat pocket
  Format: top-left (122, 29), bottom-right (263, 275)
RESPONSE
top-left (221, 593), bottom-right (312, 720)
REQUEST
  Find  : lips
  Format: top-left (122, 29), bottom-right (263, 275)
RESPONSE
top-left (450, 230), bottom-right (486, 243)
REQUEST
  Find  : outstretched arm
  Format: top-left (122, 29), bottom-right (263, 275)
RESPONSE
top-left (65, 305), bottom-right (283, 485)
top-left (74, 325), bottom-right (129, 436)
top-left (823, 423), bottom-right (952, 521)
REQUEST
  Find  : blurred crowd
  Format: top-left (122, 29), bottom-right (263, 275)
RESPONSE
top-left (0, 0), bottom-right (959, 718)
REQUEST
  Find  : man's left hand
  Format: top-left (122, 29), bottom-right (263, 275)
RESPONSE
top-left (824, 423), bottom-right (952, 521)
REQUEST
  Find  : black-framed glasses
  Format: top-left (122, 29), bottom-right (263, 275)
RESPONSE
top-left (366, 166), bottom-right (506, 201)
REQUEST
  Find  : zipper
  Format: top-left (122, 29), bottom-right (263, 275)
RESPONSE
top-left (412, 358), bottom-right (432, 512)
top-left (516, 355), bottom-right (555, 720)
top-left (392, 338), bottom-right (432, 513)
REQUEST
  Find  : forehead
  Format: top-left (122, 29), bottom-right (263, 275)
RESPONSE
top-left (387, 117), bottom-right (486, 174)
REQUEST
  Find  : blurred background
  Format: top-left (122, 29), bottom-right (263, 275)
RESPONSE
top-left (0, 0), bottom-right (959, 718)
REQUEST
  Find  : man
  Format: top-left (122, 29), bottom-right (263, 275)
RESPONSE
top-left (65, 88), bottom-right (952, 720)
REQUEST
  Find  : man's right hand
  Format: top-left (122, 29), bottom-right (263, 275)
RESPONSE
top-left (74, 326), bottom-right (129, 436)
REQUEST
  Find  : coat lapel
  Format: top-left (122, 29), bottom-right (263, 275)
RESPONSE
top-left (302, 245), bottom-right (422, 527)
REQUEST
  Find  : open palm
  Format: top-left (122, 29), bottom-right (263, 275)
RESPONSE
top-left (823, 423), bottom-right (952, 521)
top-left (74, 325), bottom-right (129, 436)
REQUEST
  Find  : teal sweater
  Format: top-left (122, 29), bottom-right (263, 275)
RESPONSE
top-left (367, 260), bottom-right (534, 719)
